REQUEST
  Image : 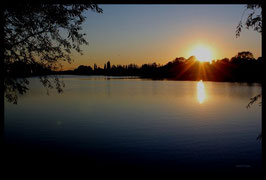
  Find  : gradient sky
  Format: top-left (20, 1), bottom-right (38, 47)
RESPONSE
top-left (63, 4), bottom-right (262, 70)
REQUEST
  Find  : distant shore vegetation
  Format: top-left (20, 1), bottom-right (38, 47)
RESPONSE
top-left (7, 51), bottom-right (263, 83)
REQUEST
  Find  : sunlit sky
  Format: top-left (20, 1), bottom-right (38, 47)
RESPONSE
top-left (63, 4), bottom-right (261, 70)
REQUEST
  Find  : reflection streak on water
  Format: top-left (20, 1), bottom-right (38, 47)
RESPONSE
top-left (197, 80), bottom-right (206, 104)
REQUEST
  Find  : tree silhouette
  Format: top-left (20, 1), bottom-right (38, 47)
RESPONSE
top-left (107, 61), bottom-right (111, 70)
top-left (4, 4), bottom-right (103, 104)
top-left (234, 51), bottom-right (255, 60)
top-left (64, 53), bottom-right (261, 83)
top-left (236, 4), bottom-right (262, 140)
top-left (236, 4), bottom-right (262, 38)
top-left (236, 4), bottom-right (262, 97)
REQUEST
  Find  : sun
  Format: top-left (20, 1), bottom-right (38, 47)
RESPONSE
top-left (190, 44), bottom-right (213, 62)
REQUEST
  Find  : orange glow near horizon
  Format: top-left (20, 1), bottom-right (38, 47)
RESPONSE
top-left (197, 80), bottom-right (206, 104)
top-left (189, 44), bottom-right (214, 62)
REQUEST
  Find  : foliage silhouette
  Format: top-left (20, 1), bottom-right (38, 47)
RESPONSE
top-left (236, 5), bottom-right (262, 103)
top-left (236, 4), bottom-right (262, 38)
top-left (236, 4), bottom-right (262, 140)
top-left (57, 52), bottom-right (262, 83)
top-left (4, 4), bottom-right (103, 104)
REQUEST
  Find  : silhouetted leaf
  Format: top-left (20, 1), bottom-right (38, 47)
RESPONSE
top-left (4, 4), bottom-right (103, 104)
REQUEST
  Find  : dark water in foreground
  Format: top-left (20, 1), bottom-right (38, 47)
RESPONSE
top-left (4, 75), bottom-right (262, 176)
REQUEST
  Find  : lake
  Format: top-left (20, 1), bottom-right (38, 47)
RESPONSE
top-left (4, 75), bottom-right (262, 175)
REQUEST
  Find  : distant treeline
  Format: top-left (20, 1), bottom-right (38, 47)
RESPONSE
top-left (6, 51), bottom-right (263, 83)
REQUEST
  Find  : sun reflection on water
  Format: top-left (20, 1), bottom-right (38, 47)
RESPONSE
top-left (197, 80), bottom-right (206, 104)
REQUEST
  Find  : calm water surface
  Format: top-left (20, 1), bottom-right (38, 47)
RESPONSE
top-left (4, 75), bottom-right (262, 174)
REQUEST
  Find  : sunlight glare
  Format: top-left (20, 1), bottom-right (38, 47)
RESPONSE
top-left (190, 44), bottom-right (213, 62)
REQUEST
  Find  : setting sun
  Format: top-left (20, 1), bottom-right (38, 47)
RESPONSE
top-left (190, 44), bottom-right (213, 62)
